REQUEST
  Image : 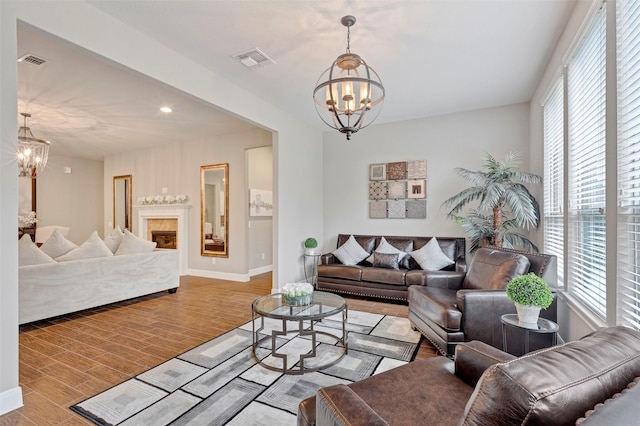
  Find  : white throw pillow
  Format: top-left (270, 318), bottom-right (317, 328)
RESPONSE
top-left (115, 229), bottom-right (157, 255)
top-left (332, 235), bottom-right (370, 266)
top-left (103, 226), bottom-right (124, 253)
top-left (18, 234), bottom-right (56, 266)
top-left (410, 237), bottom-right (455, 271)
top-left (366, 237), bottom-right (408, 264)
top-left (39, 229), bottom-right (78, 258)
top-left (56, 231), bottom-right (114, 262)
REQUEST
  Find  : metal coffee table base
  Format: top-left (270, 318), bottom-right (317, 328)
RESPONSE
top-left (251, 309), bottom-right (348, 375)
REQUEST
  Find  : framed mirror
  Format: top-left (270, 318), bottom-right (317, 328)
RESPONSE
top-left (201, 163), bottom-right (229, 257)
top-left (113, 175), bottom-right (132, 231)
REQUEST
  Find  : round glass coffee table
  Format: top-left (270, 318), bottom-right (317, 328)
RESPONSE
top-left (251, 291), bottom-right (347, 375)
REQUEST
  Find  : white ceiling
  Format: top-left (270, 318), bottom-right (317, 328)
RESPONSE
top-left (17, 0), bottom-right (576, 160)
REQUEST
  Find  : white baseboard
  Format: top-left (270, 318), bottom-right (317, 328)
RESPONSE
top-left (249, 265), bottom-right (272, 277)
top-left (187, 269), bottom-right (250, 282)
top-left (0, 386), bottom-right (23, 416)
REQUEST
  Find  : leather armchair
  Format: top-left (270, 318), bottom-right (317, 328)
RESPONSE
top-left (299, 327), bottom-right (640, 426)
top-left (408, 247), bottom-right (557, 356)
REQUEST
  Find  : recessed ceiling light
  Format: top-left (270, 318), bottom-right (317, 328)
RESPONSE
top-left (160, 106), bottom-right (172, 113)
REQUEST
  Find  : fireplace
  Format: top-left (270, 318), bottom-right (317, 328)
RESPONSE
top-left (136, 203), bottom-right (191, 275)
top-left (152, 231), bottom-right (177, 249)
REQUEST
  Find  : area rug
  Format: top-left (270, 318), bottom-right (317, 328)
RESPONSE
top-left (71, 310), bottom-right (421, 425)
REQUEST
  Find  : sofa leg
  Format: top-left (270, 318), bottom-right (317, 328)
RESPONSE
top-left (168, 288), bottom-right (178, 294)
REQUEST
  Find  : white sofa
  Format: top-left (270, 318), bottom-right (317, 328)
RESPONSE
top-left (19, 249), bottom-right (180, 324)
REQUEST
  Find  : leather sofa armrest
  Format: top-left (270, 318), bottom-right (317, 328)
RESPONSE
top-left (456, 289), bottom-right (515, 315)
top-left (424, 271), bottom-right (466, 289)
top-left (454, 341), bottom-right (515, 387)
top-left (321, 253), bottom-right (336, 265)
top-left (317, 384), bottom-right (390, 426)
top-left (455, 258), bottom-right (467, 273)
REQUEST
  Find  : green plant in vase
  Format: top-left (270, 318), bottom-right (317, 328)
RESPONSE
top-left (506, 273), bottom-right (553, 324)
top-left (304, 237), bottom-right (318, 255)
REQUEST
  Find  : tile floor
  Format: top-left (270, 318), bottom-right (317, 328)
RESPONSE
top-left (0, 273), bottom-right (437, 425)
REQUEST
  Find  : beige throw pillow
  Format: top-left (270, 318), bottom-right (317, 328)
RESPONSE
top-left (115, 229), bottom-right (157, 255)
top-left (366, 237), bottom-right (408, 264)
top-left (18, 234), bottom-right (56, 266)
top-left (332, 235), bottom-right (370, 266)
top-left (103, 226), bottom-right (124, 253)
top-left (56, 231), bottom-right (114, 262)
top-left (39, 229), bottom-right (78, 258)
top-left (409, 237), bottom-right (454, 271)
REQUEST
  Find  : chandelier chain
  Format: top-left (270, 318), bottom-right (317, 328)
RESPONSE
top-left (346, 25), bottom-right (351, 53)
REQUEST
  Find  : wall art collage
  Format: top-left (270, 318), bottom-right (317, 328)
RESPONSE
top-left (369, 160), bottom-right (426, 219)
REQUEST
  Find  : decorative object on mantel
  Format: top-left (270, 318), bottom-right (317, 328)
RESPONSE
top-left (17, 112), bottom-right (50, 178)
top-left (137, 194), bottom-right (188, 205)
top-left (313, 15), bottom-right (385, 140)
top-left (506, 273), bottom-right (553, 325)
top-left (368, 160), bottom-right (426, 219)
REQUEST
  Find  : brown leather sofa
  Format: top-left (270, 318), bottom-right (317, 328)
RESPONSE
top-left (408, 247), bottom-right (557, 356)
top-left (317, 234), bottom-right (466, 302)
top-left (298, 326), bottom-right (640, 426)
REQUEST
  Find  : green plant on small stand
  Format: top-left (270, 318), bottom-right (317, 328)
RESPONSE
top-left (304, 237), bottom-right (318, 255)
top-left (506, 273), bottom-right (553, 324)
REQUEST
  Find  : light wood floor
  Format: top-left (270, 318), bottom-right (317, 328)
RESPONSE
top-left (0, 273), bottom-right (437, 425)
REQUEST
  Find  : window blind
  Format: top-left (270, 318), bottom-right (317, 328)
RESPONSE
top-left (567, 4), bottom-right (607, 319)
top-left (543, 77), bottom-right (565, 287)
top-left (617, 0), bottom-right (640, 329)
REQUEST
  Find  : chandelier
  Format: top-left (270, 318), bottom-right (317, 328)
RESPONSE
top-left (313, 15), bottom-right (385, 140)
top-left (17, 112), bottom-right (50, 178)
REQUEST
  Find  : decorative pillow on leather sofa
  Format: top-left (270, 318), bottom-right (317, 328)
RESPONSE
top-left (409, 237), bottom-right (454, 271)
top-left (332, 235), bottom-right (371, 266)
top-left (373, 252), bottom-right (400, 269)
top-left (366, 237), bottom-right (409, 266)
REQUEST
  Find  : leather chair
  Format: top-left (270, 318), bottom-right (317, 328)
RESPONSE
top-left (298, 326), bottom-right (640, 426)
top-left (408, 247), bottom-right (557, 356)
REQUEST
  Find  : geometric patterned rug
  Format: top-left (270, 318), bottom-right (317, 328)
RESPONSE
top-left (71, 310), bottom-right (421, 425)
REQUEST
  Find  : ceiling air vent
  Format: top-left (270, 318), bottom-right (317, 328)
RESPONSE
top-left (18, 54), bottom-right (47, 67)
top-left (232, 48), bottom-right (275, 70)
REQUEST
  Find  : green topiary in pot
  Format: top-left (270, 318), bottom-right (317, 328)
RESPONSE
top-left (304, 237), bottom-right (318, 255)
top-left (506, 273), bottom-right (553, 324)
top-left (304, 238), bottom-right (318, 249)
top-left (506, 273), bottom-right (553, 308)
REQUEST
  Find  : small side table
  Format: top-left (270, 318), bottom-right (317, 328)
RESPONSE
top-left (303, 254), bottom-right (322, 288)
top-left (500, 313), bottom-right (559, 354)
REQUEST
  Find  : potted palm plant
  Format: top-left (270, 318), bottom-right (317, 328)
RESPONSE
top-left (442, 151), bottom-right (541, 253)
top-left (304, 237), bottom-right (318, 255)
top-left (506, 273), bottom-right (553, 324)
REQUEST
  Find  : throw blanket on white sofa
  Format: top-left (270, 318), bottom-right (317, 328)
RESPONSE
top-left (19, 249), bottom-right (179, 324)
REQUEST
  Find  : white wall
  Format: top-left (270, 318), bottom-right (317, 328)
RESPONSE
top-left (0, 0), bottom-right (323, 414)
top-left (104, 128), bottom-right (272, 280)
top-left (247, 146), bottom-right (273, 273)
top-left (322, 103), bottom-right (531, 253)
top-left (529, 0), bottom-right (600, 342)
top-left (37, 154), bottom-right (103, 244)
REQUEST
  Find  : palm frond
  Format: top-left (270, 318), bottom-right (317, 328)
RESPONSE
top-left (454, 168), bottom-right (491, 187)
top-left (479, 182), bottom-right (505, 211)
top-left (509, 170), bottom-right (542, 184)
top-left (503, 232), bottom-right (539, 252)
top-left (502, 186), bottom-right (538, 228)
top-left (441, 186), bottom-right (485, 214)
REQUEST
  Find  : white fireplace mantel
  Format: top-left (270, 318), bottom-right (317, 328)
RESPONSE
top-left (135, 204), bottom-right (191, 275)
